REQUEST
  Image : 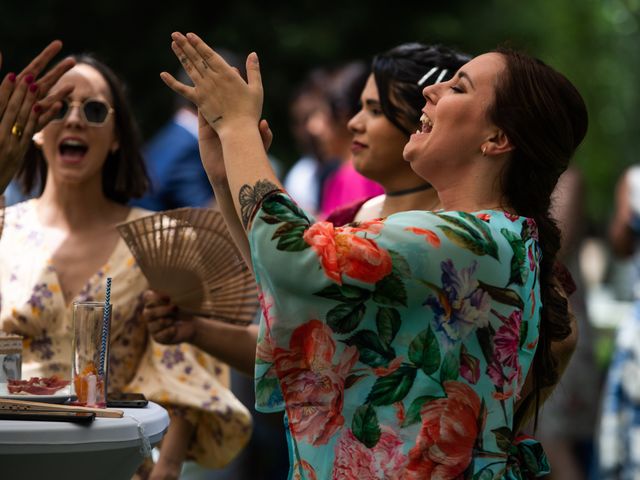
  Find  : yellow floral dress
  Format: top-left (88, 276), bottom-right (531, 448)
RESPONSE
top-left (0, 200), bottom-right (252, 469)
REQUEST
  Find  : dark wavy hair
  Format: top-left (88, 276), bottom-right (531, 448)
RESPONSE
top-left (18, 54), bottom-right (149, 203)
top-left (372, 43), bottom-right (471, 136)
top-left (488, 48), bottom-right (588, 428)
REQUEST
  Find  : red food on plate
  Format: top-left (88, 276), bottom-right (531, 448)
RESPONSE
top-left (7, 376), bottom-right (70, 395)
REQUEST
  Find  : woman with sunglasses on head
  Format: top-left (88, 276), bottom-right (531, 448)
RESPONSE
top-left (0, 54), bottom-right (252, 480)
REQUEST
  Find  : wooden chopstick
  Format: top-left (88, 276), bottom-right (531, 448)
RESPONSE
top-left (0, 398), bottom-right (124, 418)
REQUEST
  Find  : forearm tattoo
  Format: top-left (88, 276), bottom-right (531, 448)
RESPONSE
top-left (239, 179), bottom-right (281, 229)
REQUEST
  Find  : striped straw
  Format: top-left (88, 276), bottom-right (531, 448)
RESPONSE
top-left (98, 277), bottom-right (112, 378)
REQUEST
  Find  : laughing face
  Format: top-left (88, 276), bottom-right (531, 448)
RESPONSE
top-left (39, 64), bottom-right (119, 186)
top-left (347, 75), bottom-right (409, 186)
top-left (403, 53), bottom-right (505, 187)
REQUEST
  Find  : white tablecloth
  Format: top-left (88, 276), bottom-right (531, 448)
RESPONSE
top-left (0, 401), bottom-right (169, 479)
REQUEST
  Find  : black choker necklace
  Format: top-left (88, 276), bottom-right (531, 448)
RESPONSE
top-left (386, 183), bottom-right (433, 197)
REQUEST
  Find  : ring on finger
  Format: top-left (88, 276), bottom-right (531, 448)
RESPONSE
top-left (11, 123), bottom-right (23, 138)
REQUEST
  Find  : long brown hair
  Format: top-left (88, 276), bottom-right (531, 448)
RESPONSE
top-left (488, 48), bottom-right (588, 427)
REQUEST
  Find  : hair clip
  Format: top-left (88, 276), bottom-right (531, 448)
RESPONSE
top-left (417, 67), bottom-right (438, 86)
top-left (435, 69), bottom-right (448, 84)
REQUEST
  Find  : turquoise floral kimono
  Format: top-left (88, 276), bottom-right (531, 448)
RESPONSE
top-left (250, 193), bottom-right (549, 479)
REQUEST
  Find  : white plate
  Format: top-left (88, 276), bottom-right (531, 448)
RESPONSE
top-left (0, 383), bottom-right (75, 404)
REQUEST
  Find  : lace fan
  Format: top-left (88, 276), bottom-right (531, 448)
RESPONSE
top-left (117, 208), bottom-right (258, 325)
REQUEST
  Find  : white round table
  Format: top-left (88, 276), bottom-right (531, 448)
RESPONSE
top-left (0, 401), bottom-right (169, 479)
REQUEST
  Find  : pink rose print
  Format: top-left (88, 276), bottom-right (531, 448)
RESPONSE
top-left (333, 427), bottom-right (407, 479)
top-left (403, 381), bottom-right (485, 480)
top-left (275, 320), bottom-right (359, 445)
top-left (303, 222), bottom-right (393, 285)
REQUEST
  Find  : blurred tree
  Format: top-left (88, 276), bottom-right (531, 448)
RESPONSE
top-left (1, 0), bottom-right (637, 226)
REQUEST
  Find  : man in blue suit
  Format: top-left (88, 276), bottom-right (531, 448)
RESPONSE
top-left (132, 72), bottom-right (210, 210)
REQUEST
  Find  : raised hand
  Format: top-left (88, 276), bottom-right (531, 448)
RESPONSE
top-left (142, 290), bottom-right (196, 345)
top-left (198, 111), bottom-right (273, 184)
top-left (160, 32), bottom-right (263, 137)
top-left (0, 40), bottom-right (75, 191)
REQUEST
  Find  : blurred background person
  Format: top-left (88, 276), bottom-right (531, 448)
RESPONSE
top-left (599, 164), bottom-right (640, 480)
top-left (133, 49), bottom-right (247, 211)
top-left (283, 68), bottom-right (328, 216)
top-left (308, 61), bottom-right (384, 217)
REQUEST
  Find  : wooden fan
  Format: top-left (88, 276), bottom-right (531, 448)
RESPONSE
top-left (117, 208), bottom-right (258, 325)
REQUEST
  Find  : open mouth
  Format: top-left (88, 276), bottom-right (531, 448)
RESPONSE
top-left (418, 113), bottom-right (434, 134)
top-left (58, 138), bottom-right (88, 161)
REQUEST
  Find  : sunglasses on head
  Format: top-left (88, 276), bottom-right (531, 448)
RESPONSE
top-left (52, 98), bottom-right (114, 126)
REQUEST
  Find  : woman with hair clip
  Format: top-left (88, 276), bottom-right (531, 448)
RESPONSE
top-left (327, 43), bottom-right (469, 224)
top-left (161, 32), bottom-right (587, 478)
top-left (0, 53), bottom-right (251, 480)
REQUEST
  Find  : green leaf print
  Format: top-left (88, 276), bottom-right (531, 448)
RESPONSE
top-left (352, 404), bottom-right (381, 448)
top-left (501, 228), bottom-right (527, 286)
top-left (314, 284), bottom-right (371, 303)
top-left (519, 320), bottom-right (529, 348)
top-left (472, 469), bottom-right (495, 480)
top-left (259, 213), bottom-right (283, 225)
top-left (366, 365), bottom-right (417, 405)
top-left (373, 273), bottom-right (407, 307)
top-left (408, 327), bottom-right (441, 375)
top-left (261, 194), bottom-right (310, 225)
top-left (389, 250), bottom-right (411, 277)
top-left (274, 224), bottom-right (310, 251)
top-left (457, 211), bottom-right (499, 259)
top-left (436, 213), bottom-right (499, 260)
top-left (492, 426), bottom-right (514, 452)
top-left (402, 395), bottom-right (442, 427)
top-left (376, 307), bottom-right (401, 346)
top-left (255, 376), bottom-right (280, 406)
top-left (439, 226), bottom-right (488, 257)
top-left (477, 281), bottom-right (524, 309)
top-left (476, 325), bottom-right (495, 364)
top-left (327, 302), bottom-right (366, 334)
top-left (345, 374), bottom-right (367, 389)
top-left (344, 330), bottom-right (395, 367)
top-left (518, 441), bottom-right (550, 474)
top-left (440, 348), bottom-right (460, 383)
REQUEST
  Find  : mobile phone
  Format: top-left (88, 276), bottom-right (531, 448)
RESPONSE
top-left (0, 410), bottom-right (95, 423)
top-left (106, 392), bottom-right (148, 408)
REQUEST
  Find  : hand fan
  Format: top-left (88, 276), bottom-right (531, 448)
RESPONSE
top-left (117, 208), bottom-right (258, 325)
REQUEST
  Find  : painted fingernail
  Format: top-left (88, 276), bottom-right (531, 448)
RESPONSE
top-left (33, 104), bottom-right (42, 114)
top-left (7, 72), bottom-right (16, 82)
top-left (24, 74), bottom-right (34, 84)
top-left (29, 82), bottom-right (38, 93)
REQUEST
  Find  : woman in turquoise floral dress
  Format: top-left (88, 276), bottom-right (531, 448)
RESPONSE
top-left (159, 32), bottom-right (587, 479)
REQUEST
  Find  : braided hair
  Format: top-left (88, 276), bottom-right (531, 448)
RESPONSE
top-left (488, 48), bottom-right (588, 427)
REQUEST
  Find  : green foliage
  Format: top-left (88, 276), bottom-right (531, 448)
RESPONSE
top-left (3, 0), bottom-right (634, 224)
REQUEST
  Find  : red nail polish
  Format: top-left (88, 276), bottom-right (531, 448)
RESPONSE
top-left (24, 74), bottom-right (34, 84)
top-left (29, 83), bottom-right (38, 93)
top-left (7, 72), bottom-right (16, 82)
top-left (33, 104), bottom-right (42, 114)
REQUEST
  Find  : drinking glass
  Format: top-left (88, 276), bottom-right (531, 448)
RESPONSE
top-left (71, 301), bottom-right (111, 407)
